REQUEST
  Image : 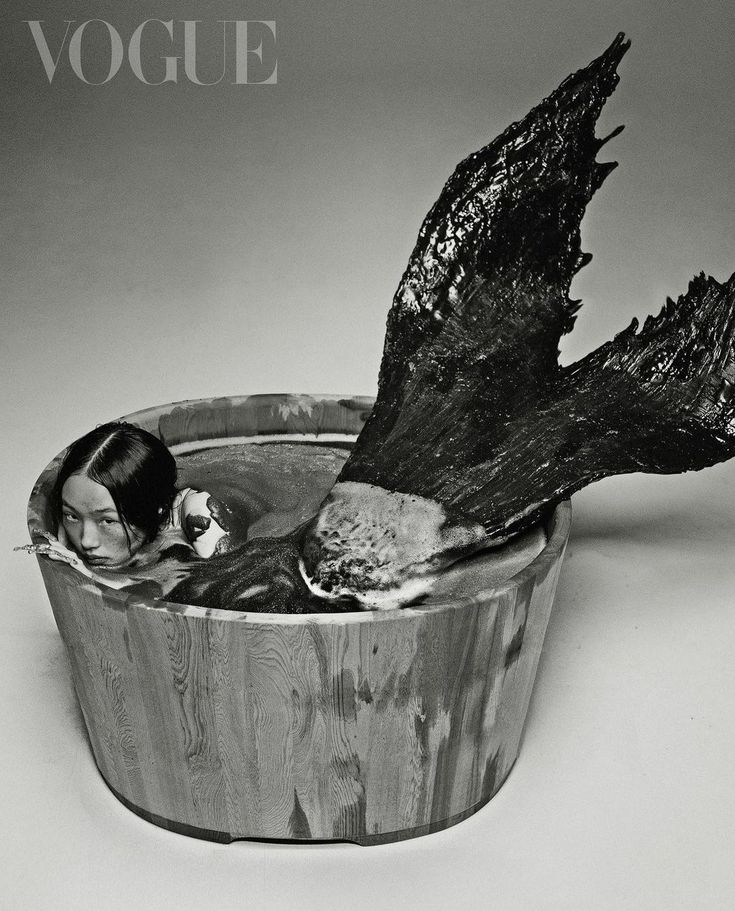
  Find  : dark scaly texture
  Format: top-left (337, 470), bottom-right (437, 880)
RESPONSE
top-left (430, 273), bottom-right (735, 539)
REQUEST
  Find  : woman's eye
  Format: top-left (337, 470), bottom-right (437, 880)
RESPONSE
top-left (100, 518), bottom-right (119, 526)
top-left (62, 513), bottom-right (78, 522)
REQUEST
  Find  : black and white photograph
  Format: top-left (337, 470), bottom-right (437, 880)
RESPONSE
top-left (3, 2), bottom-right (734, 908)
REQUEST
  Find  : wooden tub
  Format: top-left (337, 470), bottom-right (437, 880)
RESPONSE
top-left (28, 394), bottom-right (571, 845)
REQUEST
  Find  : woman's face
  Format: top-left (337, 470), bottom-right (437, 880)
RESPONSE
top-left (60, 473), bottom-right (145, 569)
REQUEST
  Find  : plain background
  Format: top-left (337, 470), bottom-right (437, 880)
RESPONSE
top-left (2, 1), bottom-right (734, 909)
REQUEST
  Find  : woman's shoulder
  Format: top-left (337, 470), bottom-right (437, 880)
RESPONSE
top-left (172, 487), bottom-right (230, 557)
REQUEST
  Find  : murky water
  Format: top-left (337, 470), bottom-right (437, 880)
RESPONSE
top-left (177, 441), bottom-right (547, 605)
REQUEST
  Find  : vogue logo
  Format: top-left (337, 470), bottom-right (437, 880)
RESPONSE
top-left (25, 19), bottom-right (277, 85)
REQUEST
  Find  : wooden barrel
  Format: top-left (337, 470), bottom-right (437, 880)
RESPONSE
top-left (27, 394), bottom-right (571, 845)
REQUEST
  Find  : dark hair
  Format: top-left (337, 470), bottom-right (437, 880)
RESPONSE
top-left (51, 422), bottom-right (178, 545)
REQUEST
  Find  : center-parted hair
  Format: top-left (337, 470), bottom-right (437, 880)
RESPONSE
top-left (52, 422), bottom-right (178, 544)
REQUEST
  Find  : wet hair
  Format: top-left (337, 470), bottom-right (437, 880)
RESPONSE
top-left (51, 421), bottom-right (178, 546)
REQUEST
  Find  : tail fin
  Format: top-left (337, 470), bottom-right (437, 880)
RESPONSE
top-left (348, 33), bottom-right (630, 468)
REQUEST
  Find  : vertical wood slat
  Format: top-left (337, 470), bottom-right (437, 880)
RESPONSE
top-left (36, 500), bottom-right (569, 845)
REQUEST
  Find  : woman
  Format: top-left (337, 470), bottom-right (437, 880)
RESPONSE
top-left (30, 422), bottom-right (230, 591)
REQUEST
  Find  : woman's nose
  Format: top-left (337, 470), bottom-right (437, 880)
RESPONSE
top-left (80, 522), bottom-right (100, 552)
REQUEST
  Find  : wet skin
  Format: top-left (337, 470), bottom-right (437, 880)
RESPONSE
top-left (60, 473), bottom-right (145, 569)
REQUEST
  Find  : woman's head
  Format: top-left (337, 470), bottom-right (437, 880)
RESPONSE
top-left (52, 422), bottom-right (178, 568)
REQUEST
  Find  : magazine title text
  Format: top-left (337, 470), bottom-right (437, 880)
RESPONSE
top-left (25, 19), bottom-right (277, 85)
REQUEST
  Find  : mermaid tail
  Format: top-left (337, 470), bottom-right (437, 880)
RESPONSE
top-left (169, 34), bottom-right (735, 612)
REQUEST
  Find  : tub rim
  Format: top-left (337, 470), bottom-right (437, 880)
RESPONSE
top-left (27, 393), bottom-right (572, 626)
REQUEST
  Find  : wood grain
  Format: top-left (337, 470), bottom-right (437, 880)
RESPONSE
top-left (29, 395), bottom-right (571, 845)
